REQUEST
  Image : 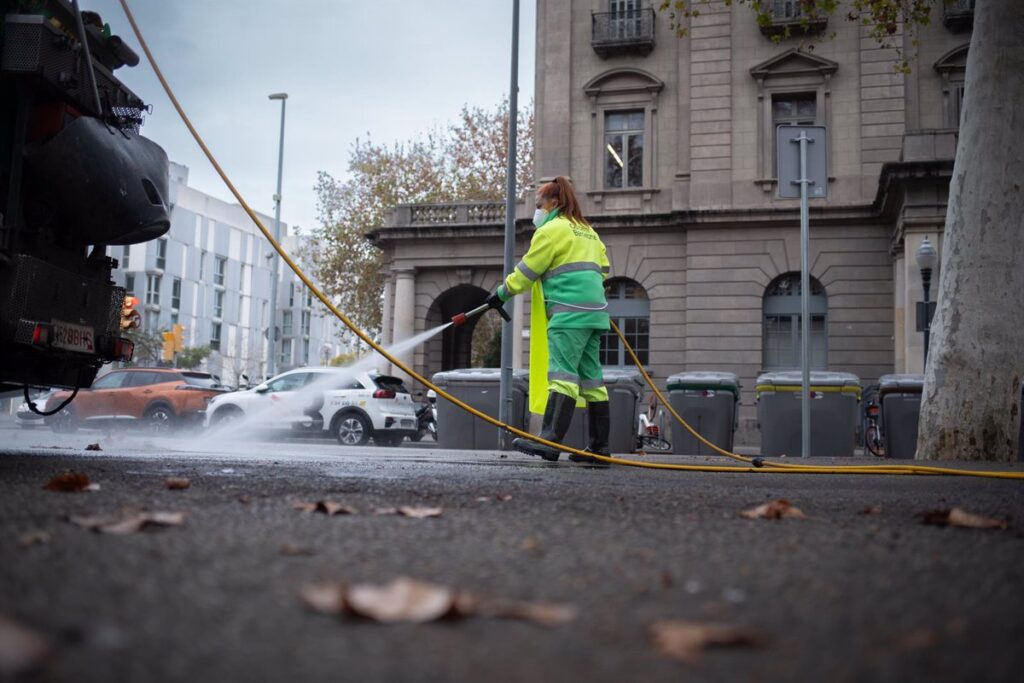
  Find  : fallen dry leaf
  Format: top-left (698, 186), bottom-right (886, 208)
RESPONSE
top-left (17, 531), bottom-right (51, 547)
top-left (858, 505), bottom-right (883, 515)
top-left (740, 499), bottom-right (806, 520)
top-left (921, 507), bottom-right (1008, 530)
top-left (650, 619), bottom-right (765, 664)
top-left (164, 477), bottom-right (190, 490)
top-left (68, 511), bottom-right (185, 534)
top-left (0, 615), bottom-right (50, 677)
top-left (84, 443), bottom-right (102, 451)
top-left (397, 506), bottom-right (443, 519)
top-left (280, 543), bottom-right (316, 557)
top-left (299, 577), bottom-right (575, 628)
top-left (292, 501), bottom-right (358, 516)
top-left (43, 471), bottom-right (92, 492)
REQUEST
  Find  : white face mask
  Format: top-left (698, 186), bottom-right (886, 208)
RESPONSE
top-left (532, 208), bottom-right (548, 227)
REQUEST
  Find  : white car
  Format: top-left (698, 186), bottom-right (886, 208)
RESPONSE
top-left (204, 367), bottom-right (417, 446)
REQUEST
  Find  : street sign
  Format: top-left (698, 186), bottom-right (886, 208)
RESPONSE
top-left (776, 125), bottom-right (828, 199)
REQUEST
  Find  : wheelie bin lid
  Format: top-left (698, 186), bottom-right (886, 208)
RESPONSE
top-left (431, 368), bottom-right (528, 388)
top-left (666, 371), bottom-right (740, 398)
top-left (600, 368), bottom-right (644, 389)
top-left (878, 374), bottom-right (924, 396)
top-left (755, 371), bottom-right (861, 397)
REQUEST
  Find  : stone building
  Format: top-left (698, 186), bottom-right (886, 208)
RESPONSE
top-left (369, 0), bottom-right (974, 443)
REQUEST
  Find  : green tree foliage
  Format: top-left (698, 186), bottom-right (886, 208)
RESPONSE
top-left (176, 346), bottom-right (211, 370)
top-left (659, 0), bottom-right (936, 71)
top-left (309, 98), bottom-right (534, 336)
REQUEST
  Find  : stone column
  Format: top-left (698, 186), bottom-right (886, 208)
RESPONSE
top-left (391, 269), bottom-right (416, 381)
top-left (379, 272), bottom-right (395, 374)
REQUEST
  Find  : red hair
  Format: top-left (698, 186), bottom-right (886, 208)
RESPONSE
top-left (538, 176), bottom-right (588, 226)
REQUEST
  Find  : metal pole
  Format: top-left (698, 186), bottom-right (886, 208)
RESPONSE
top-left (267, 93), bottom-right (287, 378)
top-left (498, 0), bottom-right (520, 450)
top-left (921, 268), bottom-right (932, 365)
top-left (797, 131), bottom-right (811, 458)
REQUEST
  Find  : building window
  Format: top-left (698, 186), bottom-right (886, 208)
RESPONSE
top-left (171, 278), bottom-right (181, 310)
top-left (145, 310), bottom-right (159, 331)
top-left (288, 282), bottom-right (295, 307)
top-left (282, 310), bottom-right (293, 335)
top-left (239, 264), bottom-right (249, 291)
top-left (301, 310), bottom-right (311, 336)
top-left (214, 257), bottom-right (226, 286)
top-left (125, 274), bottom-right (135, 297)
top-left (199, 251), bottom-right (206, 281)
top-left (302, 339), bottom-right (310, 365)
top-left (213, 290), bottom-right (224, 319)
top-left (121, 245), bottom-right (130, 270)
top-left (762, 273), bottom-right (827, 371)
top-left (604, 110), bottom-right (645, 189)
top-left (280, 338), bottom-right (292, 366)
top-left (772, 92), bottom-right (816, 168)
top-left (599, 278), bottom-right (650, 366)
top-left (304, 288), bottom-right (313, 308)
top-left (210, 322), bottom-right (221, 351)
top-left (146, 274), bottom-right (161, 305)
top-left (156, 238), bottom-right (167, 270)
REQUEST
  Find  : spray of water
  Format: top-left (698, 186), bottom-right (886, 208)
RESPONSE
top-left (174, 322), bottom-right (453, 451)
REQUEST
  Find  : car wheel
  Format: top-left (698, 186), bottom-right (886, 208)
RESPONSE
top-left (144, 404), bottom-right (176, 435)
top-left (51, 406), bottom-right (78, 434)
top-left (335, 413), bottom-right (371, 446)
top-left (211, 405), bottom-right (244, 427)
top-left (375, 433), bottom-right (404, 448)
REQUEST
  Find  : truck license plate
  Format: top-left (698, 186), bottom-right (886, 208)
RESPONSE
top-left (52, 321), bottom-right (95, 354)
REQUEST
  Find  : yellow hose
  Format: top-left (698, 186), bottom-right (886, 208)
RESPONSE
top-left (119, 0), bottom-right (1024, 480)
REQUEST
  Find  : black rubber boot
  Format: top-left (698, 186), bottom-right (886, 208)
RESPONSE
top-left (512, 392), bottom-right (576, 462)
top-left (569, 400), bottom-right (611, 467)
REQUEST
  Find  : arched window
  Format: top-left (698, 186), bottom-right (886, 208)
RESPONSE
top-left (763, 274), bottom-right (827, 370)
top-left (600, 278), bottom-right (650, 366)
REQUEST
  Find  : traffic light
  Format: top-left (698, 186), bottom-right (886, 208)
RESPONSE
top-left (161, 330), bottom-right (175, 362)
top-left (171, 323), bottom-right (185, 352)
top-left (121, 296), bottom-right (141, 331)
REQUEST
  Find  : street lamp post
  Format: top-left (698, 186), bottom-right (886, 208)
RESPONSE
top-left (266, 92), bottom-right (288, 378)
top-left (915, 236), bottom-right (937, 366)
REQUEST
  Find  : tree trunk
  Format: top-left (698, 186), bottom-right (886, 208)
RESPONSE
top-left (916, 0), bottom-right (1024, 461)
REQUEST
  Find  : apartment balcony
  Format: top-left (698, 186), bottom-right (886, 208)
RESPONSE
top-left (591, 8), bottom-right (655, 58)
top-left (943, 0), bottom-right (974, 32)
top-left (759, 0), bottom-right (828, 38)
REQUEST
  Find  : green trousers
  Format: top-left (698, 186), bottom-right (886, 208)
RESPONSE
top-left (547, 328), bottom-right (609, 403)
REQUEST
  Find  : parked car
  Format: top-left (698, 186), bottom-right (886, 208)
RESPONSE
top-left (44, 369), bottom-right (224, 434)
top-left (15, 389), bottom-right (56, 428)
top-left (204, 367), bottom-right (418, 447)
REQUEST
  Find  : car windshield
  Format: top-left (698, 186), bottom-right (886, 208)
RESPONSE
top-left (374, 375), bottom-right (410, 394)
top-left (180, 372), bottom-right (220, 389)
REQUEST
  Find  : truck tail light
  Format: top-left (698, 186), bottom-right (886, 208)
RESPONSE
top-left (373, 389), bottom-right (396, 399)
top-left (32, 324), bottom-right (52, 346)
top-left (112, 337), bottom-right (134, 362)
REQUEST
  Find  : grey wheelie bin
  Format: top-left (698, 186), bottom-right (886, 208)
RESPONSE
top-left (431, 368), bottom-right (528, 449)
top-left (556, 368), bottom-right (644, 454)
top-left (667, 372), bottom-right (740, 455)
top-left (756, 371), bottom-right (861, 457)
top-left (878, 374), bottom-right (924, 459)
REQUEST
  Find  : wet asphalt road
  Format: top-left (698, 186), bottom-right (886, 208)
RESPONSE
top-left (1, 420), bottom-right (1023, 683)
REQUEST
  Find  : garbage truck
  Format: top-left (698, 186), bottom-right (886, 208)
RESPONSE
top-left (0, 0), bottom-right (169, 396)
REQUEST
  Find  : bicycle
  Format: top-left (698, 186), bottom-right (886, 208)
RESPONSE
top-left (863, 389), bottom-right (886, 457)
top-left (636, 396), bottom-right (672, 453)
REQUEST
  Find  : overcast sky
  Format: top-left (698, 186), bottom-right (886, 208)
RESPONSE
top-left (88, 0), bottom-right (536, 232)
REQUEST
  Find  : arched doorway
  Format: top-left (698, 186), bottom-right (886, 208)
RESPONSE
top-left (763, 273), bottom-right (827, 370)
top-left (424, 285), bottom-right (491, 375)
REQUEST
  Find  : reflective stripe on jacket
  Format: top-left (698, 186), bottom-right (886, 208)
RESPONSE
top-left (499, 214), bottom-right (610, 330)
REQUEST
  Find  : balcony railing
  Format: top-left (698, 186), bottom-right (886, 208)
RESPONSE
top-left (403, 201), bottom-right (505, 226)
top-left (592, 8), bottom-right (655, 58)
top-left (943, 0), bottom-right (974, 32)
top-left (759, 0), bottom-right (828, 38)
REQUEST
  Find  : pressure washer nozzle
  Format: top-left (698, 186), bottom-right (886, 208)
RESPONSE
top-left (451, 313), bottom-right (468, 327)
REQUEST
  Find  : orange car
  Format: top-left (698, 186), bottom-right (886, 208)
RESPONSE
top-left (45, 368), bottom-right (225, 434)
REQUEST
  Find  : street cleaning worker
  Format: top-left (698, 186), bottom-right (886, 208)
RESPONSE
top-left (485, 176), bottom-right (612, 465)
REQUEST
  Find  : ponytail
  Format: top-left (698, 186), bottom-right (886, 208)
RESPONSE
top-left (538, 176), bottom-right (588, 226)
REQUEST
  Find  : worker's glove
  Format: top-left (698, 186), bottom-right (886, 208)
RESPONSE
top-left (485, 291), bottom-right (511, 322)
